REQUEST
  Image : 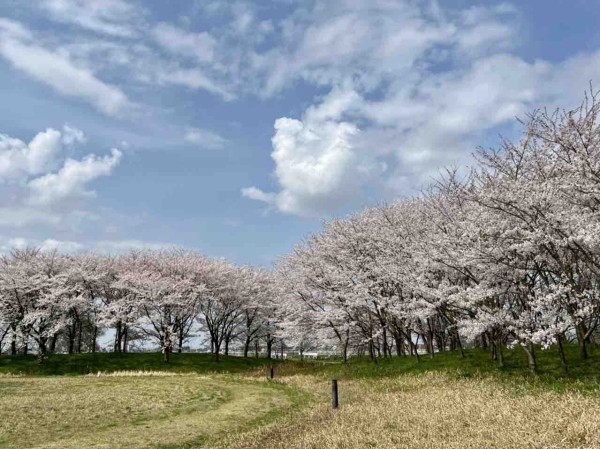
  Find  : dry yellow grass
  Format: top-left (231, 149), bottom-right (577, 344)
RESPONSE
top-left (222, 372), bottom-right (600, 449)
top-left (0, 374), bottom-right (293, 449)
top-left (2, 365), bottom-right (599, 449)
top-left (88, 370), bottom-right (193, 377)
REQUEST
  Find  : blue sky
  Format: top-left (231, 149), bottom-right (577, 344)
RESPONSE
top-left (0, 0), bottom-right (598, 265)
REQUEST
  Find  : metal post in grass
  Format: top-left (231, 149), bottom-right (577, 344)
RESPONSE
top-left (331, 379), bottom-right (339, 409)
top-left (269, 365), bottom-right (274, 380)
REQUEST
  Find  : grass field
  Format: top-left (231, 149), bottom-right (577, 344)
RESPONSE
top-left (0, 352), bottom-right (278, 376)
top-left (0, 347), bottom-right (599, 449)
top-left (0, 372), bottom-right (306, 449)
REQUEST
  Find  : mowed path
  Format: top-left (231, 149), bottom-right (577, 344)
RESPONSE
top-left (0, 373), bottom-right (294, 449)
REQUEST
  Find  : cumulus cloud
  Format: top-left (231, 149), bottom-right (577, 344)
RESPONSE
top-left (6, 0), bottom-right (600, 219)
top-left (0, 128), bottom-right (62, 181)
top-left (0, 126), bottom-right (122, 231)
top-left (243, 112), bottom-right (384, 216)
top-left (184, 128), bottom-right (227, 149)
top-left (0, 19), bottom-right (131, 116)
top-left (27, 148), bottom-right (122, 206)
top-left (242, 0), bottom-right (600, 216)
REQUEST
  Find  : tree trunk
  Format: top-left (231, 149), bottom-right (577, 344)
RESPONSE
top-left (394, 332), bottom-right (403, 356)
top-left (213, 338), bottom-right (221, 362)
top-left (411, 332), bottom-right (420, 363)
top-left (114, 321), bottom-right (122, 353)
top-left (122, 326), bottom-right (128, 353)
top-left (37, 337), bottom-right (47, 363)
top-left (426, 319), bottom-right (435, 358)
top-left (68, 327), bottom-right (75, 355)
top-left (178, 330), bottom-right (184, 353)
top-left (163, 323), bottom-right (171, 362)
top-left (382, 328), bottom-right (388, 357)
top-left (368, 339), bottom-right (375, 361)
top-left (522, 342), bottom-right (537, 374)
top-left (49, 333), bottom-right (58, 353)
top-left (557, 333), bottom-right (568, 376)
top-left (10, 328), bottom-right (17, 355)
top-left (243, 336), bottom-right (251, 358)
top-left (76, 320), bottom-right (83, 353)
top-left (496, 338), bottom-right (504, 368)
top-left (91, 326), bottom-right (98, 353)
top-left (266, 336), bottom-right (273, 359)
top-left (576, 323), bottom-right (588, 360)
top-left (341, 334), bottom-right (349, 364)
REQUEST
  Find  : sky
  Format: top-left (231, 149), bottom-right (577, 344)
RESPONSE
top-left (0, 0), bottom-right (598, 266)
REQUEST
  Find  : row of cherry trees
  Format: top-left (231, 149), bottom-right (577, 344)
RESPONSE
top-left (2, 92), bottom-right (600, 372)
top-left (0, 248), bottom-right (283, 362)
top-left (274, 91), bottom-right (600, 374)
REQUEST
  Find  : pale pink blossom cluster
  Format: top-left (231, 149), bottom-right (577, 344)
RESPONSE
top-left (0, 248), bottom-right (278, 362)
top-left (276, 90), bottom-right (600, 373)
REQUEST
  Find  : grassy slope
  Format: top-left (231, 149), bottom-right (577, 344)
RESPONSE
top-left (0, 345), bottom-right (598, 391)
top-left (224, 371), bottom-right (600, 449)
top-left (222, 346), bottom-right (600, 449)
top-left (278, 344), bottom-right (600, 393)
top-left (0, 352), bottom-right (280, 376)
top-left (0, 347), bottom-right (599, 449)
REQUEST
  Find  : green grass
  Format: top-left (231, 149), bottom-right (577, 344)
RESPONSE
top-left (277, 344), bottom-right (600, 393)
top-left (0, 373), bottom-right (298, 449)
top-left (0, 346), bottom-right (598, 448)
top-left (0, 351), bottom-right (280, 376)
top-left (0, 345), bottom-right (598, 393)
top-left (1, 345), bottom-right (599, 388)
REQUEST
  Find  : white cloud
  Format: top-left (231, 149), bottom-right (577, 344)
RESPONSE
top-left (252, 1), bottom-right (456, 96)
top-left (39, 238), bottom-right (85, 253)
top-left (155, 67), bottom-right (234, 101)
top-left (0, 127), bottom-right (123, 231)
top-left (3, 0), bottom-right (600, 221)
top-left (184, 128), bottom-right (227, 149)
top-left (243, 114), bottom-right (383, 216)
top-left (61, 125), bottom-right (86, 147)
top-left (90, 239), bottom-right (172, 253)
top-left (0, 237), bottom-right (171, 255)
top-left (0, 127), bottom-right (120, 215)
top-left (0, 19), bottom-right (131, 116)
top-left (241, 0), bottom-right (600, 216)
top-left (153, 23), bottom-right (216, 63)
top-left (0, 128), bottom-right (62, 181)
top-left (40, 0), bottom-right (139, 38)
top-left (241, 186), bottom-right (276, 204)
top-left (27, 148), bottom-right (122, 206)
top-left (0, 208), bottom-right (61, 227)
